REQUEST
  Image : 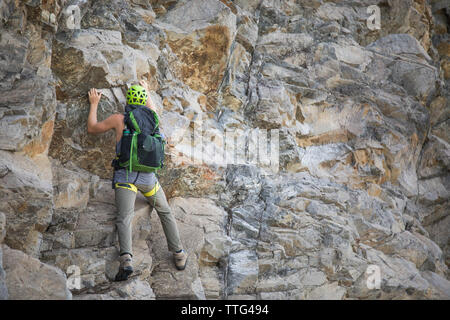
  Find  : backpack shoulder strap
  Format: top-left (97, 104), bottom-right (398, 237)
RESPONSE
top-left (128, 111), bottom-right (141, 134)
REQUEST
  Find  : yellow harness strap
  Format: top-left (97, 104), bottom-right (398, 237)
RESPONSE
top-left (115, 183), bottom-right (138, 193)
top-left (143, 181), bottom-right (160, 197)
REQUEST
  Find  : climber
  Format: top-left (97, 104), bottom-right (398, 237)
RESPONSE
top-left (87, 80), bottom-right (188, 281)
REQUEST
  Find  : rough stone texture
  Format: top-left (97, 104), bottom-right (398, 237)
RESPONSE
top-left (0, 151), bottom-right (53, 258)
top-left (74, 278), bottom-right (156, 300)
top-left (0, 212), bottom-right (5, 244)
top-left (2, 245), bottom-right (71, 300)
top-left (149, 197), bottom-right (229, 299)
top-left (0, 0), bottom-right (449, 300)
top-left (0, 212), bottom-right (8, 300)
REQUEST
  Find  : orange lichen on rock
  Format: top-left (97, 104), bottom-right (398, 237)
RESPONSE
top-left (23, 120), bottom-right (54, 157)
top-left (296, 129), bottom-right (356, 148)
top-left (166, 25), bottom-right (232, 110)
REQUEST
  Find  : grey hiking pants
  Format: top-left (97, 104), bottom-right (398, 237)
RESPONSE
top-left (114, 182), bottom-right (183, 256)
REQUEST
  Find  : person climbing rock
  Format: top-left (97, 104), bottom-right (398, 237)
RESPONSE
top-left (87, 80), bottom-right (188, 281)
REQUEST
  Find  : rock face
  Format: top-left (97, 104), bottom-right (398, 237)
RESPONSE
top-left (2, 245), bottom-right (71, 300)
top-left (0, 212), bottom-right (8, 300)
top-left (0, 0), bottom-right (448, 300)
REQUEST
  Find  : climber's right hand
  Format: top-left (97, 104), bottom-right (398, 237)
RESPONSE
top-left (88, 88), bottom-right (102, 106)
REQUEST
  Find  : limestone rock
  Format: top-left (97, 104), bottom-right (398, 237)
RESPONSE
top-left (0, 246), bottom-right (8, 300)
top-left (367, 34), bottom-right (432, 62)
top-left (0, 212), bottom-right (5, 244)
top-left (75, 278), bottom-right (155, 300)
top-left (227, 250), bottom-right (259, 296)
top-left (156, 0), bottom-right (236, 109)
top-left (0, 213), bottom-right (8, 300)
top-left (52, 160), bottom-right (90, 210)
top-left (219, 42), bottom-right (252, 112)
top-left (0, 0), bottom-right (448, 301)
top-left (0, 151), bottom-right (53, 257)
top-left (306, 282), bottom-right (347, 300)
top-left (2, 245), bottom-right (71, 300)
top-left (0, 27), bottom-right (56, 154)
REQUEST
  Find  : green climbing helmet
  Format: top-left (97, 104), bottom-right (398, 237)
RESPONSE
top-left (126, 85), bottom-right (148, 106)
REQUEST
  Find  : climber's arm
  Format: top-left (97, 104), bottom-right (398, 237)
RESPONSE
top-left (146, 95), bottom-right (157, 113)
top-left (87, 88), bottom-right (123, 135)
top-left (139, 79), bottom-right (159, 115)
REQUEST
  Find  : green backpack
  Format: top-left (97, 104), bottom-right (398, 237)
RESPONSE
top-left (114, 105), bottom-right (165, 173)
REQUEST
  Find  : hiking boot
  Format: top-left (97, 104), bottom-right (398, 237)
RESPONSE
top-left (115, 253), bottom-right (133, 281)
top-left (173, 250), bottom-right (188, 271)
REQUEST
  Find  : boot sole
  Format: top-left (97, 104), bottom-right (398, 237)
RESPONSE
top-left (114, 267), bottom-right (134, 281)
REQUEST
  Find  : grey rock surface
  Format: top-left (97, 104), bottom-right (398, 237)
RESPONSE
top-left (0, 0), bottom-right (448, 300)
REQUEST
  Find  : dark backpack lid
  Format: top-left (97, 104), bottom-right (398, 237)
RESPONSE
top-left (124, 104), bottom-right (159, 135)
